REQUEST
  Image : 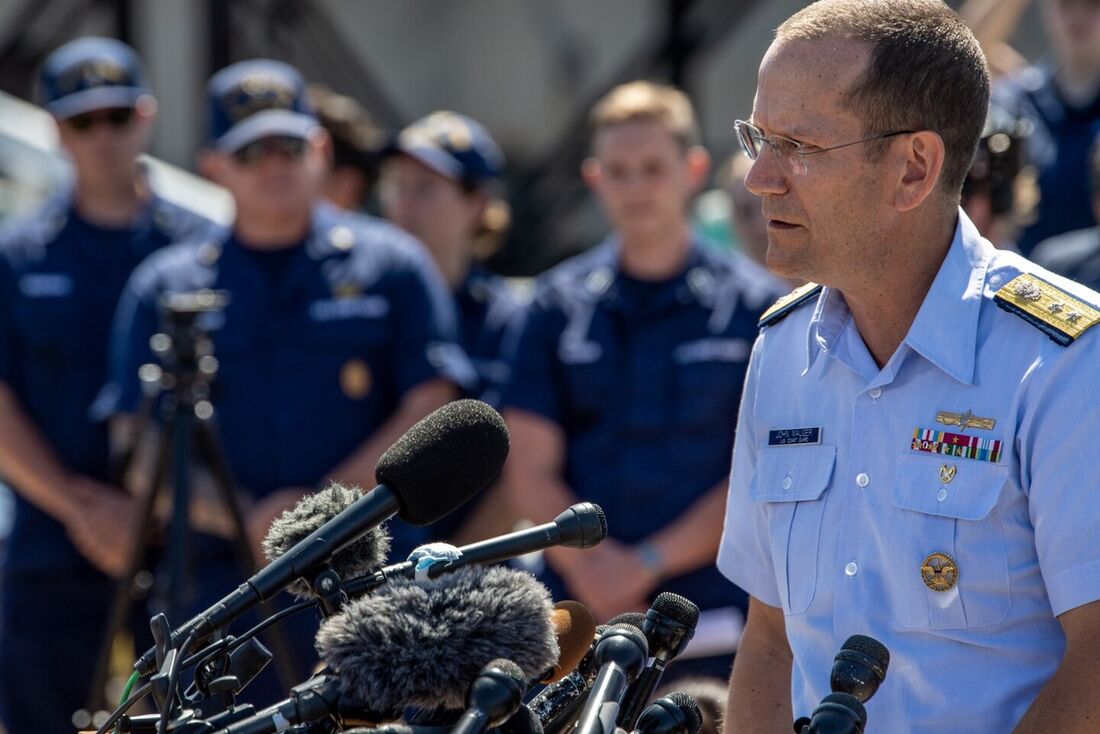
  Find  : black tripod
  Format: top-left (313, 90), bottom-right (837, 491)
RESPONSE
top-left (86, 290), bottom-right (298, 717)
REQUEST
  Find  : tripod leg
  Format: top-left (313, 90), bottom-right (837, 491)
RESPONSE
top-left (85, 423), bottom-right (172, 712)
top-left (193, 421), bottom-right (302, 692)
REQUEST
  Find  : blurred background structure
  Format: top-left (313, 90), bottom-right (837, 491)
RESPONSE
top-left (0, 0), bottom-right (1051, 273)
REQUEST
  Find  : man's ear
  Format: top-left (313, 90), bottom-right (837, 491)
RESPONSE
top-left (894, 130), bottom-right (945, 212)
top-left (685, 145), bottom-right (712, 193)
top-left (581, 156), bottom-right (602, 191)
top-left (197, 148), bottom-right (224, 184)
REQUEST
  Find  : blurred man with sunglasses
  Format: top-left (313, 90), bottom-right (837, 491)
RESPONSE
top-left (98, 59), bottom-right (470, 692)
top-left (0, 37), bottom-right (214, 733)
top-left (718, 2), bottom-right (1100, 732)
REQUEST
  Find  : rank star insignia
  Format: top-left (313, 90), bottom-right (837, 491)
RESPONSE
top-left (935, 409), bottom-right (996, 432)
top-left (921, 552), bottom-right (959, 592)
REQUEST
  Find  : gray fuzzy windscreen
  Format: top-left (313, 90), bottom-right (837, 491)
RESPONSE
top-left (315, 565), bottom-right (559, 711)
top-left (262, 482), bottom-right (392, 600)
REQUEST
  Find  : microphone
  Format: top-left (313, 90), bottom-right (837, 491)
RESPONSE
top-left (800, 693), bottom-right (867, 734)
top-left (529, 622), bottom-right (608, 734)
top-left (135, 399), bottom-right (509, 676)
top-left (794, 635), bottom-right (889, 734)
top-left (346, 503), bottom-right (607, 594)
top-left (315, 565), bottom-right (559, 712)
top-left (829, 635), bottom-right (889, 703)
top-left (450, 659), bottom-right (527, 734)
top-left (261, 482), bottom-right (391, 600)
top-left (574, 624), bottom-right (649, 734)
top-left (617, 593), bottom-right (699, 730)
top-left (633, 692), bottom-right (702, 734)
top-left (542, 601), bottom-right (597, 684)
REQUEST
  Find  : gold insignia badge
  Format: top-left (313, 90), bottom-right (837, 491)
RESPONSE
top-left (921, 552), bottom-right (959, 592)
top-left (339, 359), bottom-right (372, 399)
top-left (332, 282), bottom-right (362, 299)
top-left (939, 464), bottom-right (957, 484)
top-left (993, 273), bottom-right (1100, 346)
top-left (935, 409), bottom-right (996, 432)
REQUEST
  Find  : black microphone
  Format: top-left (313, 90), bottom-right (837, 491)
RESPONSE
top-left (315, 564), bottom-right (559, 712)
top-left (260, 481), bottom-right (392, 600)
top-left (800, 693), bottom-right (867, 734)
top-left (451, 659), bottom-right (528, 734)
top-left (528, 623), bottom-right (608, 734)
top-left (574, 624), bottom-right (650, 734)
top-left (134, 398), bottom-right (509, 677)
top-left (829, 635), bottom-right (889, 704)
top-left (346, 503), bottom-right (607, 595)
top-left (632, 692), bottom-right (702, 734)
top-left (794, 635), bottom-right (889, 734)
top-left (617, 593), bottom-right (699, 730)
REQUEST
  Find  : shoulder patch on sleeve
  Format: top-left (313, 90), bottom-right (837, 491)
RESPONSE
top-left (758, 282), bottom-right (823, 328)
top-left (993, 273), bottom-right (1100, 346)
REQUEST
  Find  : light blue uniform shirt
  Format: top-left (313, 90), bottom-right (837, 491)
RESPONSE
top-left (718, 211), bottom-right (1100, 733)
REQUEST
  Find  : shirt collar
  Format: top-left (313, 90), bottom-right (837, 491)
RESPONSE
top-left (804, 209), bottom-right (992, 385)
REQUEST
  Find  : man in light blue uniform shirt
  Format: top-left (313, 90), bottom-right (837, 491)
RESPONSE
top-left (719, 2), bottom-right (1100, 733)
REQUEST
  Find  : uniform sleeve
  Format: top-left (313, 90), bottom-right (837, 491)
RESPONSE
top-left (390, 251), bottom-right (476, 396)
top-left (496, 295), bottom-right (565, 425)
top-left (91, 263), bottom-right (161, 419)
top-left (716, 334), bottom-right (783, 608)
top-left (1019, 337), bottom-right (1100, 616)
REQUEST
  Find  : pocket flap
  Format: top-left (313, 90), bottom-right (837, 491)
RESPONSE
top-left (750, 444), bottom-right (836, 502)
top-left (891, 453), bottom-right (1008, 521)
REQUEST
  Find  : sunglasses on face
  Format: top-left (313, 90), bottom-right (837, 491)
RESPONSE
top-left (66, 107), bottom-right (135, 132)
top-left (230, 136), bottom-right (308, 166)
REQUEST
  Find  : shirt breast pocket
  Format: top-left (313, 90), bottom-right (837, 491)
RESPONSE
top-left (750, 444), bottom-right (836, 615)
top-left (887, 453), bottom-right (1011, 629)
top-left (673, 360), bottom-right (746, 433)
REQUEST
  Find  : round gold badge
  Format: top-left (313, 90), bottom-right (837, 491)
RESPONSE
top-left (339, 359), bottom-right (372, 399)
top-left (921, 552), bottom-right (959, 592)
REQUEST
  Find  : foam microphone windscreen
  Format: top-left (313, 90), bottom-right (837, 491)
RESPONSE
top-left (375, 399), bottom-right (509, 526)
top-left (262, 482), bottom-right (391, 600)
top-left (544, 601), bottom-right (597, 683)
top-left (315, 565), bottom-right (559, 711)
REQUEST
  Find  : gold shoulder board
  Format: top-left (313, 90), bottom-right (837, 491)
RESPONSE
top-left (993, 273), bottom-right (1100, 346)
top-left (758, 282), bottom-right (823, 329)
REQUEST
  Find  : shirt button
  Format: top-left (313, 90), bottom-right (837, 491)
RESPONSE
top-left (937, 488), bottom-right (948, 502)
top-left (782, 476), bottom-right (793, 490)
top-left (868, 387), bottom-right (882, 399)
top-left (856, 472), bottom-right (870, 488)
top-left (845, 561), bottom-right (859, 577)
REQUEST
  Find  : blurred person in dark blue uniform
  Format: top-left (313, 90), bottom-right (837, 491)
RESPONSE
top-left (1032, 134), bottom-right (1100, 287)
top-left (99, 59), bottom-right (471, 692)
top-left (309, 83), bottom-right (384, 214)
top-left (379, 112), bottom-right (521, 544)
top-left (498, 82), bottom-right (784, 676)
top-left (990, 0), bottom-right (1100, 256)
top-left (0, 37), bottom-right (214, 734)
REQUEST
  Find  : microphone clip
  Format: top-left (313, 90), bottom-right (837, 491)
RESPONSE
top-left (311, 566), bottom-right (349, 617)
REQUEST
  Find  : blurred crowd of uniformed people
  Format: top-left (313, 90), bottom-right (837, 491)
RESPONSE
top-left (1, 0), bottom-right (1099, 731)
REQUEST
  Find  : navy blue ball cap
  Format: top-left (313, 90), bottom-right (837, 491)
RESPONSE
top-left (206, 59), bottom-right (318, 152)
top-left (38, 37), bottom-right (151, 119)
top-left (390, 111), bottom-right (504, 185)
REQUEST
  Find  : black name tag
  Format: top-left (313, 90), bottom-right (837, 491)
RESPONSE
top-left (768, 427), bottom-right (821, 446)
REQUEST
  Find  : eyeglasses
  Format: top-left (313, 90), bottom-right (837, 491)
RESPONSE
top-left (66, 107), bottom-right (135, 133)
top-left (230, 136), bottom-right (307, 166)
top-left (734, 119), bottom-right (916, 175)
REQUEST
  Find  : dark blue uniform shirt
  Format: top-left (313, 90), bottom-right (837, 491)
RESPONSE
top-left (455, 265), bottom-right (523, 405)
top-left (500, 238), bottom-right (780, 612)
top-left (995, 64), bottom-right (1100, 256)
top-left (100, 205), bottom-right (472, 558)
top-left (0, 193), bottom-right (213, 574)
